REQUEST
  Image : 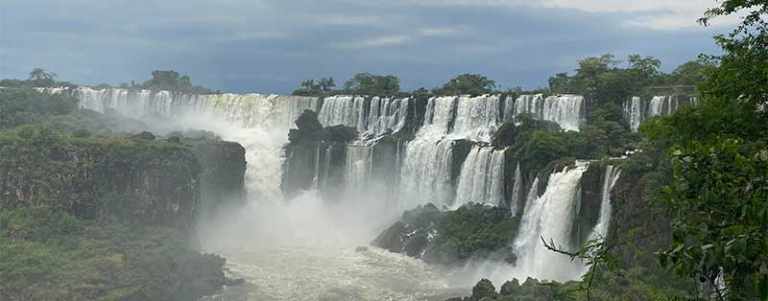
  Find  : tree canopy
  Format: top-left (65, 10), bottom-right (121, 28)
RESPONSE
top-left (343, 73), bottom-right (400, 95)
top-left (640, 1), bottom-right (768, 299)
top-left (434, 73), bottom-right (496, 95)
top-left (140, 70), bottom-right (211, 94)
top-left (292, 77), bottom-right (336, 96)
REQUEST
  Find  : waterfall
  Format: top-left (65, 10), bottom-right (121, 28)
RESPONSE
top-left (513, 162), bottom-right (589, 282)
top-left (623, 96), bottom-right (644, 132)
top-left (507, 94), bottom-right (543, 122)
top-left (624, 95), bottom-right (697, 132)
top-left (422, 96), bottom-right (458, 135)
top-left (542, 95), bottom-right (583, 132)
top-left (317, 95), bottom-right (411, 139)
top-left (345, 144), bottom-right (373, 194)
top-left (365, 96), bottom-right (410, 138)
top-left (648, 96), bottom-right (667, 117)
top-left (70, 87), bottom-right (320, 202)
top-left (509, 163), bottom-right (522, 216)
top-left (505, 94), bottom-right (582, 131)
top-left (453, 146), bottom-right (506, 208)
top-left (399, 139), bottom-right (456, 209)
top-left (317, 95), bottom-right (365, 129)
top-left (587, 165), bottom-right (622, 242)
top-left (451, 95), bottom-right (502, 142)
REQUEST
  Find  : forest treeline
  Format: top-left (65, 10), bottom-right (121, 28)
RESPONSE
top-left (291, 55), bottom-right (713, 99)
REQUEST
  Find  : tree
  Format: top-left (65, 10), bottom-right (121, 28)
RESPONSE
top-left (318, 77), bottom-right (335, 92)
top-left (434, 73), bottom-right (496, 96)
top-left (141, 70), bottom-right (209, 93)
top-left (292, 77), bottom-right (336, 95)
top-left (667, 57), bottom-right (718, 86)
top-left (28, 68), bottom-right (57, 87)
top-left (343, 73), bottom-right (400, 95)
top-left (647, 1), bottom-right (768, 299)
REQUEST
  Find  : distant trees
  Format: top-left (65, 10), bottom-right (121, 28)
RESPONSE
top-left (28, 68), bottom-right (57, 87)
top-left (141, 70), bottom-right (211, 94)
top-left (343, 73), bottom-right (400, 95)
top-left (548, 54), bottom-right (665, 103)
top-left (292, 73), bottom-right (400, 96)
top-left (292, 77), bottom-right (336, 95)
top-left (434, 73), bottom-right (496, 95)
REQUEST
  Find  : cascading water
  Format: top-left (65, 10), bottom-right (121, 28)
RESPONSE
top-left (451, 95), bottom-right (501, 142)
top-left (70, 87), bottom-right (453, 300)
top-left (399, 96), bottom-right (458, 208)
top-left (400, 138), bottom-right (456, 209)
top-left (512, 162), bottom-right (589, 282)
top-left (623, 95), bottom-right (697, 132)
top-left (365, 96), bottom-right (410, 138)
top-left (587, 165), bottom-right (622, 242)
top-left (318, 95), bottom-right (366, 129)
top-left (509, 163), bottom-right (522, 216)
top-left (64, 87), bottom-right (620, 298)
top-left (453, 146), bottom-right (506, 209)
top-left (506, 94), bottom-right (543, 123)
top-left (543, 95), bottom-right (583, 132)
top-left (505, 94), bottom-right (582, 131)
top-left (318, 95), bottom-right (410, 139)
top-left (624, 96), bottom-right (644, 132)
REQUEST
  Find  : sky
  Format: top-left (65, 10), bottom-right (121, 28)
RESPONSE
top-left (0, 0), bottom-right (733, 94)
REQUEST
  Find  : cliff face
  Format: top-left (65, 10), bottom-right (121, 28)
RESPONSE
top-left (281, 110), bottom-right (356, 200)
top-left (0, 133), bottom-right (247, 230)
top-left (0, 135), bottom-right (199, 228)
top-left (0, 131), bottom-right (248, 301)
top-left (192, 140), bottom-right (247, 218)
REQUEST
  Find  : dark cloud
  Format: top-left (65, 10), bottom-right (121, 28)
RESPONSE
top-left (0, 0), bottom-right (723, 93)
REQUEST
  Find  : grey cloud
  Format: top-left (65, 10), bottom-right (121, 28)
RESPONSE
top-left (0, 0), bottom-right (723, 93)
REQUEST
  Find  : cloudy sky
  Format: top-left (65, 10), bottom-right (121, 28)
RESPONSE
top-left (1, 0), bottom-right (732, 93)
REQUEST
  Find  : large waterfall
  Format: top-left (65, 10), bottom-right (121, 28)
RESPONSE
top-left (61, 87), bottom-right (620, 298)
top-left (512, 162), bottom-right (589, 281)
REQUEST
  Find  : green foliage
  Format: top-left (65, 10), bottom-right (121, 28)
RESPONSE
top-left (548, 53), bottom-right (706, 105)
top-left (343, 72), bottom-right (400, 95)
top-left (0, 207), bottom-right (226, 301)
top-left (0, 88), bottom-right (78, 129)
top-left (430, 204), bottom-right (521, 262)
top-left (376, 203), bottom-right (520, 265)
top-left (28, 68), bottom-right (57, 87)
top-left (493, 114), bottom-right (634, 175)
top-left (140, 70), bottom-right (212, 94)
top-left (640, 2), bottom-right (768, 299)
top-left (434, 74), bottom-right (497, 96)
top-left (292, 77), bottom-right (336, 95)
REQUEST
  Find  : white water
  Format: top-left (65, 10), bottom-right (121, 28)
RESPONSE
top-left (624, 95), bottom-right (696, 132)
top-left (318, 95), bottom-right (410, 139)
top-left (511, 162), bottom-right (589, 282)
top-left (71, 87), bottom-right (462, 300)
top-left (453, 146), bottom-right (506, 209)
top-left (586, 165), bottom-right (621, 242)
top-left (400, 138), bottom-right (456, 209)
top-left (506, 94), bottom-right (582, 131)
top-left (451, 95), bottom-right (501, 142)
top-left (66, 87), bottom-right (613, 298)
top-left (509, 162), bottom-right (522, 216)
top-left (624, 96), bottom-right (644, 132)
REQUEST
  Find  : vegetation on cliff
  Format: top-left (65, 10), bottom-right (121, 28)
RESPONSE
top-left (0, 89), bottom-right (244, 300)
top-left (372, 203), bottom-right (520, 265)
